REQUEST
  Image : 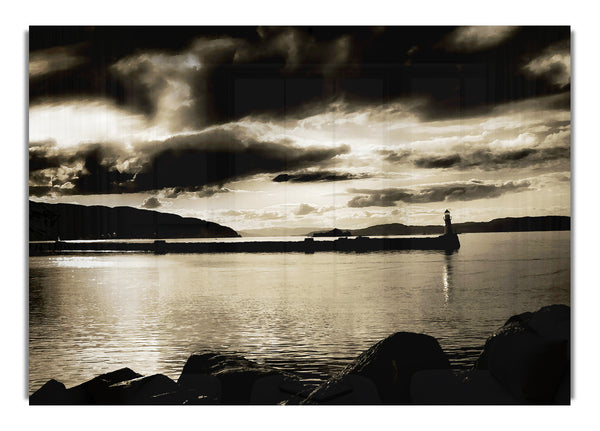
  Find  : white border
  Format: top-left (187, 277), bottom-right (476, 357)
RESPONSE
top-left (4, 2), bottom-right (597, 429)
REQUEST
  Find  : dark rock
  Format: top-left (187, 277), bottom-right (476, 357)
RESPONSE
top-left (30, 379), bottom-right (69, 405)
top-left (65, 367), bottom-right (142, 404)
top-left (301, 375), bottom-right (381, 405)
top-left (150, 387), bottom-right (221, 405)
top-left (410, 369), bottom-right (518, 404)
top-left (99, 374), bottom-right (179, 404)
top-left (178, 374), bottom-right (222, 404)
top-left (304, 332), bottom-right (451, 404)
top-left (553, 370), bottom-right (571, 405)
top-left (178, 352), bottom-right (305, 404)
top-left (474, 304), bottom-right (570, 404)
top-left (249, 375), bottom-right (310, 405)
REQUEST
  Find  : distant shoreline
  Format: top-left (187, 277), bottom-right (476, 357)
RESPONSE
top-left (29, 199), bottom-right (569, 241)
top-left (242, 217), bottom-right (570, 237)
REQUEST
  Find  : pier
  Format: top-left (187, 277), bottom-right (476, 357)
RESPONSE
top-left (29, 233), bottom-right (460, 255)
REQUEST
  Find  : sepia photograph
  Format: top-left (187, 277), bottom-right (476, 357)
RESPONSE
top-left (27, 25), bottom-right (571, 406)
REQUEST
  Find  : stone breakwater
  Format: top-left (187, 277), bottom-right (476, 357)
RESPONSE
top-left (29, 233), bottom-right (460, 256)
top-left (30, 304), bottom-right (570, 405)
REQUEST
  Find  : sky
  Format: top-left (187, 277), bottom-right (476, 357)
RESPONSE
top-left (28, 26), bottom-right (571, 231)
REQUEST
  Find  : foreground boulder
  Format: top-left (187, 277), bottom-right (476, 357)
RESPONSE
top-left (30, 367), bottom-right (142, 405)
top-left (474, 304), bottom-right (570, 404)
top-left (29, 379), bottom-right (69, 405)
top-left (95, 374), bottom-right (180, 404)
top-left (178, 352), bottom-right (307, 404)
top-left (410, 369), bottom-right (518, 404)
top-left (303, 332), bottom-right (451, 404)
top-left (65, 367), bottom-right (143, 404)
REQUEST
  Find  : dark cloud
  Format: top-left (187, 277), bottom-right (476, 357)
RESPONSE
top-left (377, 149), bottom-right (411, 163)
top-left (141, 196), bottom-right (162, 209)
top-left (347, 180), bottom-right (532, 207)
top-left (196, 186), bottom-right (231, 198)
top-left (30, 26), bottom-right (570, 125)
top-left (160, 185), bottom-right (233, 198)
top-left (412, 146), bottom-right (570, 170)
top-left (127, 131), bottom-right (350, 193)
top-left (29, 143), bottom-right (132, 196)
top-left (28, 129), bottom-right (350, 197)
top-left (414, 154), bottom-right (462, 169)
top-left (523, 39), bottom-right (571, 88)
top-left (440, 26), bottom-right (519, 53)
top-left (70, 146), bottom-right (133, 194)
top-left (29, 151), bottom-right (62, 172)
top-left (29, 43), bottom-right (88, 79)
top-left (29, 186), bottom-right (55, 197)
top-left (348, 191), bottom-right (409, 207)
top-left (272, 170), bottom-right (369, 183)
top-left (110, 37), bottom-right (240, 129)
top-left (29, 140), bottom-right (65, 172)
top-left (29, 170), bottom-right (53, 187)
top-left (29, 141), bottom-right (123, 172)
top-left (234, 27), bottom-right (352, 76)
top-left (162, 187), bottom-right (187, 199)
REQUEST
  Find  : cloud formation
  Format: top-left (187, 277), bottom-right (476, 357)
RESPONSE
top-left (29, 43), bottom-right (87, 78)
top-left (295, 203), bottom-right (317, 216)
top-left (377, 149), bottom-right (411, 163)
top-left (234, 27), bottom-right (352, 76)
top-left (126, 131), bottom-right (350, 193)
top-left (30, 26), bottom-right (570, 127)
top-left (28, 128), bottom-right (350, 196)
top-left (220, 209), bottom-right (287, 221)
top-left (141, 196), bottom-right (162, 209)
top-left (412, 146), bottom-right (570, 170)
top-left (272, 170), bottom-right (369, 183)
top-left (111, 37), bottom-right (239, 130)
top-left (414, 154), bottom-right (462, 169)
top-left (442, 26), bottom-right (519, 52)
top-left (523, 40), bottom-right (570, 88)
top-left (29, 100), bottom-right (152, 149)
top-left (195, 186), bottom-right (231, 198)
top-left (347, 179), bottom-right (533, 207)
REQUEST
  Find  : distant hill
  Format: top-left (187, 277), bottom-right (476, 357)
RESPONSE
top-left (311, 228), bottom-right (352, 237)
top-left (29, 201), bottom-right (240, 241)
top-left (351, 223), bottom-right (442, 236)
top-left (351, 216), bottom-right (570, 236)
top-left (451, 216), bottom-right (571, 233)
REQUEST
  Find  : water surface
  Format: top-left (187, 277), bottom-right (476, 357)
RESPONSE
top-left (29, 231), bottom-right (570, 392)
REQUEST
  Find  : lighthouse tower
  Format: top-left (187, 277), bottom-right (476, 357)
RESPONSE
top-left (444, 209), bottom-right (453, 235)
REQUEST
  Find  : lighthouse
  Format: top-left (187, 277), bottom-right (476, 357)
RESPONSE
top-left (444, 209), bottom-right (453, 235)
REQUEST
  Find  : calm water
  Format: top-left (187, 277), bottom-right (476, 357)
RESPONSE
top-left (28, 231), bottom-right (570, 393)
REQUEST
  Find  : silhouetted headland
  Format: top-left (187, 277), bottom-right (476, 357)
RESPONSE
top-left (29, 200), bottom-right (240, 241)
top-left (351, 215), bottom-right (570, 236)
top-left (30, 304), bottom-right (570, 405)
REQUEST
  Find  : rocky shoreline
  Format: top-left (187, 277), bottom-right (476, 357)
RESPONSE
top-left (30, 304), bottom-right (570, 405)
